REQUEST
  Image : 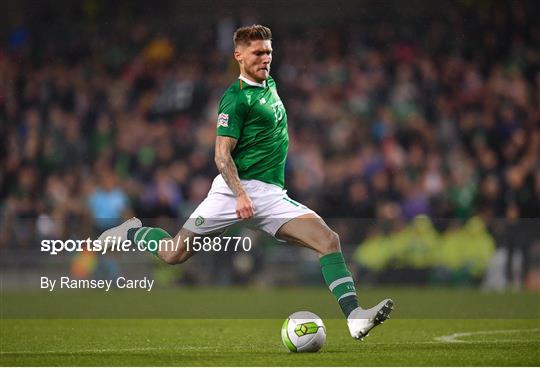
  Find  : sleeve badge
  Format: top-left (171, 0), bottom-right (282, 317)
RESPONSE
top-left (217, 113), bottom-right (229, 127)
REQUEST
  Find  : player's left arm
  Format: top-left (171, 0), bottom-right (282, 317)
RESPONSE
top-left (214, 136), bottom-right (254, 219)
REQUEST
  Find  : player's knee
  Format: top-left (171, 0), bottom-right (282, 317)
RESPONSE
top-left (162, 249), bottom-right (190, 265)
top-left (161, 230), bottom-right (195, 265)
top-left (327, 230), bottom-right (341, 253)
top-left (318, 229), bottom-right (340, 255)
top-left (161, 251), bottom-right (181, 265)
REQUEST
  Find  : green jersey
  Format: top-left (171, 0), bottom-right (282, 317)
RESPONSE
top-left (216, 75), bottom-right (288, 188)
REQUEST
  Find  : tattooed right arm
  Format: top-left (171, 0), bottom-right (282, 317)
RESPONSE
top-left (215, 136), bottom-right (245, 196)
top-left (215, 136), bottom-right (254, 218)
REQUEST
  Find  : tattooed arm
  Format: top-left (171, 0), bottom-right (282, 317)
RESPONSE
top-left (215, 136), bottom-right (254, 219)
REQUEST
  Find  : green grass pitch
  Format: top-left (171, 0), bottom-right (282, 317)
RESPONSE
top-left (1, 287), bottom-right (539, 366)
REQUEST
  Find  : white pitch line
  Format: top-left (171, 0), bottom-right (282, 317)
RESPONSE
top-left (435, 328), bottom-right (540, 343)
top-left (3, 332), bottom-right (539, 355)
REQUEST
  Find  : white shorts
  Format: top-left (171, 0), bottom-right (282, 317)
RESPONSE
top-left (183, 175), bottom-right (316, 237)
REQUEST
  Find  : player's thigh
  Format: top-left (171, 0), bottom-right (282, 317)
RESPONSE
top-left (276, 213), bottom-right (340, 256)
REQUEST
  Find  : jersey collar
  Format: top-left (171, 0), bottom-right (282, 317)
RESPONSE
top-left (238, 75), bottom-right (267, 88)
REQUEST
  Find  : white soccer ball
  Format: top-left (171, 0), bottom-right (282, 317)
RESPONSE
top-left (281, 311), bottom-right (326, 353)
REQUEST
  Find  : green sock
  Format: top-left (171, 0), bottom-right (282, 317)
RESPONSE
top-left (127, 227), bottom-right (172, 256)
top-left (320, 252), bottom-right (360, 318)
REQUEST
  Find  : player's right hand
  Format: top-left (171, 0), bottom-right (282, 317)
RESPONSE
top-left (236, 193), bottom-right (254, 219)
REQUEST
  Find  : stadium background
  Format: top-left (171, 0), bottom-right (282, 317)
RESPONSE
top-left (1, 0), bottom-right (540, 295)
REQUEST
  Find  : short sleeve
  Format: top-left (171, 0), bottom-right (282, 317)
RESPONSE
top-left (216, 91), bottom-right (247, 139)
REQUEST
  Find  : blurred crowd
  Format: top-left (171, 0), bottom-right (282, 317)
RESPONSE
top-left (1, 1), bottom-right (539, 264)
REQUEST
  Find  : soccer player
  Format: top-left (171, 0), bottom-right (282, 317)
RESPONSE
top-left (98, 25), bottom-right (393, 340)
